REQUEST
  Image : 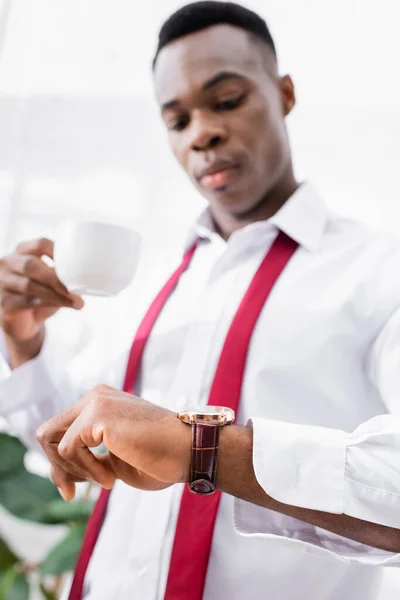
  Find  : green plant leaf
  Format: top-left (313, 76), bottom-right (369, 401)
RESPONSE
top-left (7, 573), bottom-right (29, 600)
top-left (0, 567), bottom-right (15, 599)
top-left (40, 525), bottom-right (86, 576)
top-left (0, 434), bottom-right (26, 477)
top-left (0, 569), bottom-right (29, 600)
top-left (0, 471), bottom-right (59, 523)
top-left (0, 537), bottom-right (18, 570)
top-left (39, 583), bottom-right (57, 600)
top-left (45, 498), bottom-right (93, 524)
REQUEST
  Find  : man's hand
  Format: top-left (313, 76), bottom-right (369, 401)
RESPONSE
top-left (36, 385), bottom-right (192, 501)
top-left (0, 238), bottom-right (84, 368)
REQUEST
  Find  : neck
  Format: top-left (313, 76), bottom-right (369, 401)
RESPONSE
top-left (210, 169), bottom-right (299, 241)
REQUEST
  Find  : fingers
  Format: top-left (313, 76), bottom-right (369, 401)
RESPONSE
top-left (50, 465), bottom-right (82, 502)
top-left (39, 437), bottom-right (100, 501)
top-left (37, 406), bottom-right (96, 495)
top-left (37, 403), bottom-right (115, 498)
top-left (15, 237), bottom-right (55, 259)
top-left (2, 273), bottom-right (74, 309)
top-left (6, 253), bottom-right (75, 301)
top-left (0, 251), bottom-right (84, 314)
top-left (58, 424), bottom-right (115, 491)
top-left (0, 291), bottom-right (47, 312)
top-left (107, 453), bottom-right (167, 491)
top-left (40, 436), bottom-right (94, 481)
top-left (36, 399), bottom-right (89, 442)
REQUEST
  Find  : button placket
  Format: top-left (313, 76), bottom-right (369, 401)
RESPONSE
top-left (121, 488), bottom-right (175, 600)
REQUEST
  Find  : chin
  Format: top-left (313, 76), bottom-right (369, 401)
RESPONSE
top-left (208, 194), bottom-right (255, 217)
top-left (210, 182), bottom-right (262, 214)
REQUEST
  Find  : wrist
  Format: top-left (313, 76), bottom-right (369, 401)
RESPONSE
top-left (216, 423), bottom-right (255, 494)
top-left (174, 415), bottom-right (192, 483)
top-left (4, 326), bottom-right (45, 369)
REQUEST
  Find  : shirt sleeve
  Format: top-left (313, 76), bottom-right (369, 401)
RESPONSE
top-left (0, 328), bottom-right (72, 450)
top-left (234, 306), bottom-right (400, 567)
top-left (0, 299), bottom-right (132, 451)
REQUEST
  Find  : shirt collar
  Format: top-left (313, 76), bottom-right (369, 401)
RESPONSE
top-left (185, 182), bottom-right (329, 253)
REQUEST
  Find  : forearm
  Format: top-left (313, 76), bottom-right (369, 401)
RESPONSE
top-left (217, 424), bottom-right (400, 553)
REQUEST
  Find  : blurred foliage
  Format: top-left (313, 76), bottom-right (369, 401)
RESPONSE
top-left (0, 569), bottom-right (29, 600)
top-left (40, 525), bottom-right (87, 577)
top-left (0, 433), bottom-right (93, 599)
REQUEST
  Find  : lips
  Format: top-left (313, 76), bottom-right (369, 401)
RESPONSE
top-left (196, 160), bottom-right (239, 190)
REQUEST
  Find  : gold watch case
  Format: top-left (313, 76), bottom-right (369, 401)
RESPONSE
top-left (177, 406), bottom-right (235, 426)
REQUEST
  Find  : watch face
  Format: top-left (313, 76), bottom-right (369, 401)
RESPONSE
top-left (178, 406), bottom-right (235, 425)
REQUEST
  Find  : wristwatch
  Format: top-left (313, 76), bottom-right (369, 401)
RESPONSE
top-left (177, 406), bottom-right (235, 495)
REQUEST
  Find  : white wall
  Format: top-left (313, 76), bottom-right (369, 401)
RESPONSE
top-left (0, 0), bottom-right (400, 597)
top-left (1, 0), bottom-right (400, 255)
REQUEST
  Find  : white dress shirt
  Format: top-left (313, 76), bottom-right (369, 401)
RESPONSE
top-left (1, 183), bottom-right (400, 599)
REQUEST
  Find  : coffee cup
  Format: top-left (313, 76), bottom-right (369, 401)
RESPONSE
top-left (54, 220), bottom-right (141, 296)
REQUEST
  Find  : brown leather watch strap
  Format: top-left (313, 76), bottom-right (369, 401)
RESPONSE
top-left (189, 420), bottom-right (221, 495)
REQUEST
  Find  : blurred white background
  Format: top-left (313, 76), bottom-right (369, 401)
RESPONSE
top-left (0, 0), bottom-right (400, 597)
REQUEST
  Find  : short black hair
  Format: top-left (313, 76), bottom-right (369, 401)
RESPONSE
top-left (153, 1), bottom-right (276, 69)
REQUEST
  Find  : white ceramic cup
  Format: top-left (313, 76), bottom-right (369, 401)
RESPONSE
top-left (54, 220), bottom-right (142, 296)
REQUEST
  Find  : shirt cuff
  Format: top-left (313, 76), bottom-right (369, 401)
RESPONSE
top-left (0, 331), bottom-right (53, 416)
top-left (233, 497), bottom-right (400, 566)
top-left (251, 417), bottom-right (346, 513)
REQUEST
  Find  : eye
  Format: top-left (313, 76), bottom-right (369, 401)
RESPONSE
top-left (168, 117), bottom-right (189, 132)
top-left (215, 94), bottom-right (245, 111)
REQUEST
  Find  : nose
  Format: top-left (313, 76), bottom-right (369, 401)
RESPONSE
top-left (190, 111), bottom-right (227, 152)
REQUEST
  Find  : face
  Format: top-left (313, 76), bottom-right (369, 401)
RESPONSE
top-left (154, 24), bottom-right (296, 217)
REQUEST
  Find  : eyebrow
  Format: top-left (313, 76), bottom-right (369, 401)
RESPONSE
top-left (161, 71), bottom-right (246, 112)
top-left (203, 70), bottom-right (246, 90)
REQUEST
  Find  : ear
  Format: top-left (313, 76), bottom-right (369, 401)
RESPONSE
top-left (279, 75), bottom-right (296, 116)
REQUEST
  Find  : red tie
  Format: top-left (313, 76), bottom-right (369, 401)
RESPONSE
top-left (69, 231), bottom-right (298, 600)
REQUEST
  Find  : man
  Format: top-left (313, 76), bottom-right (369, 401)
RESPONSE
top-left (1, 2), bottom-right (400, 599)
